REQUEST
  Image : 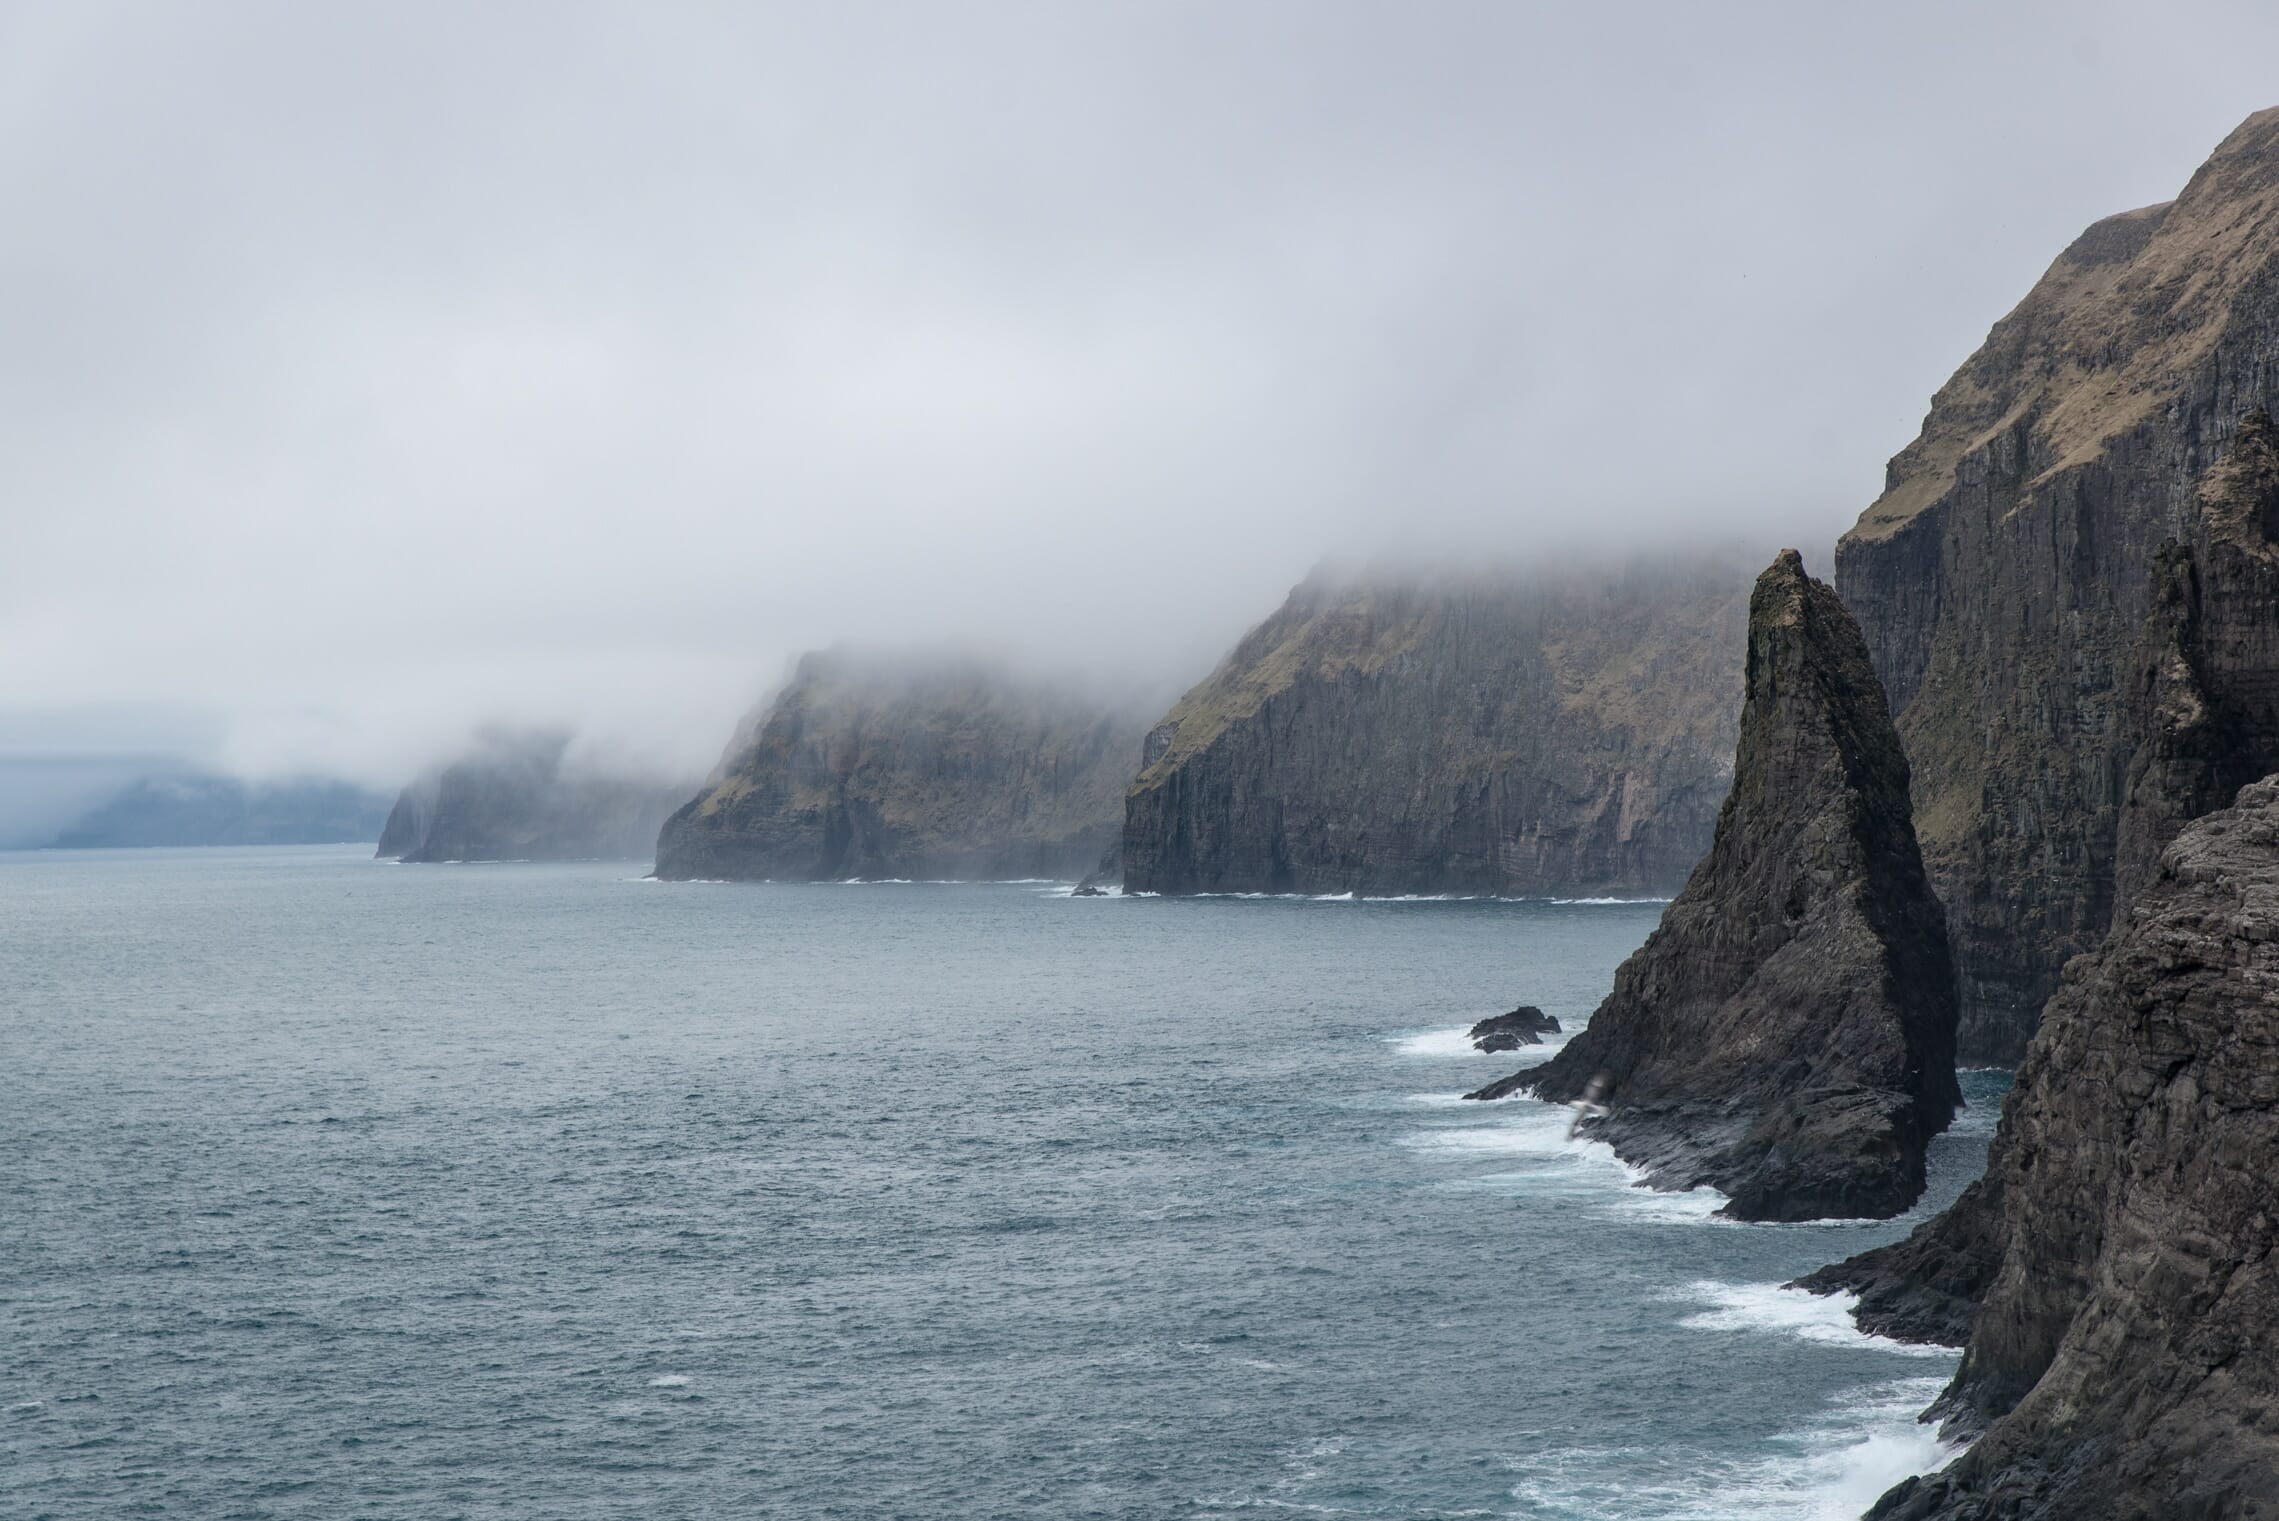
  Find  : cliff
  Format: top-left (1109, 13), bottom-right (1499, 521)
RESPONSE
top-left (653, 652), bottom-right (1148, 882)
top-left (377, 730), bottom-right (689, 863)
top-left (1120, 554), bottom-right (1751, 897)
top-left (1834, 107), bottom-right (2279, 1062)
top-left (1471, 552), bottom-right (1959, 1221)
top-left (1859, 779), bottom-right (2279, 1520)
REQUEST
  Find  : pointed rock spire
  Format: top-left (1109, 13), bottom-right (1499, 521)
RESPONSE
top-left (1470, 549), bottom-right (1960, 1221)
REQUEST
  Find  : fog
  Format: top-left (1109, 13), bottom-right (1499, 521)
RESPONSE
top-left (5, 0), bottom-right (2277, 795)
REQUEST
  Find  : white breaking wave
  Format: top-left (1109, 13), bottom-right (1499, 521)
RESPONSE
top-left (1402, 1100), bottom-right (1731, 1222)
top-left (1503, 1375), bottom-right (1963, 1521)
top-left (647, 1374), bottom-right (691, 1387)
top-left (1388, 1025), bottom-right (1495, 1058)
top-left (1546, 894), bottom-right (1674, 905)
top-left (1671, 1280), bottom-right (1957, 1358)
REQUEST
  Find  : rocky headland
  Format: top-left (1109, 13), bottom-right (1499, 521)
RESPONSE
top-left (1836, 780), bottom-right (2279, 1519)
top-left (653, 651), bottom-right (1149, 882)
top-left (1835, 106), bottom-right (2279, 1063)
top-left (1119, 554), bottom-right (1752, 898)
top-left (1469, 551), bottom-right (1959, 1223)
top-left (377, 730), bottom-right (689, 864)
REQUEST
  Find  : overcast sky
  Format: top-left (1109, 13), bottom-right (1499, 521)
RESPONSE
top-left (6, 0), bottom-right (2279, 791)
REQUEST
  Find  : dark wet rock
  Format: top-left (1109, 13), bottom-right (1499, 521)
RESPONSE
top-left (1857, 777), bottom-right (2279, 1519)
top-left (655, 652), bottom-right (1150, 883)
top-left (1467, 1006), bottom-right (1560, 1052)
top-left (1790, 1172), bottom-right (2008, 1347)
top-left (1119, 554), bottom-right (1752, 899)
top-left (1070, 884), bottom-right (1108, 898)
top-left (378, 730), bottom-right (689, 864)
top-left (1835, 108), bottom-right (2279, 1063)
top-left (1472, 551), bottom-right (1960, 1223)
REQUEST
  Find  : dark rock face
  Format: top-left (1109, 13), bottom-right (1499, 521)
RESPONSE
top-left (1120, 556), bottom-right (1752, 898)
top-left (654, 653), bottom-right (1148, 882)
top-left (1861, 780), bottom-right (2279, 1520)
top-left (378, 731), bottom-right (688, 864)
top-left (1467, 1007), bottom-right (1560, 1052)
top-left (1834, 108), bottom-right (2279, 1063)
top-left (1476, 552), bottom-right (1960, 1223)
top-left (1791, 1172), bottom-right (2009, 1348)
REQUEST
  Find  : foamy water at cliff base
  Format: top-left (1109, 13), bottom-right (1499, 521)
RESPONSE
top-left (2, 850), bottom-right (2001, 1518)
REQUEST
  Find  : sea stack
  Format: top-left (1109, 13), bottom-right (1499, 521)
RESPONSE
top-left (1472, 551), bottom-right (1960, 1223)
top-left (1862, 779), bottom-right (2279, 1519)
top-left (653, 652), bottom-right (1148, 882)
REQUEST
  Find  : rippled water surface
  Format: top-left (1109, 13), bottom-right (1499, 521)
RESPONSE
top-left (1, 847), bottom-right (2005, 1519)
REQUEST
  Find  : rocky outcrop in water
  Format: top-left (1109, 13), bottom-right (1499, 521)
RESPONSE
top-left (1854, 779), bottom-right (2279, 1520)
top-left (1470, 552), bottom-right (1959, 1223)
top-left (377, 730), bottom-right (689, 864)
top-left (1120, 555), bottom-right (1751, 898)
top-left (653, 652), bottom-right (1148, 882)
top-left (1468, 1007), bottom-right (1560, 1052)
top-left (1834, 108), bottom-right (2279, 1063)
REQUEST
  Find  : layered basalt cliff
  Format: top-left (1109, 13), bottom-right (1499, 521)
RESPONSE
top-left (1471, 552), bottom-right (1959, 1222)
top-left (653, 652), bottom-right (1147, 882)
top-left (1834, 107), bottom-right (2279, 1063)
top-left (1120, 555), bottom-right (1751, 898)
top-left (378, 731), bottom-right (688, 863)
top-left (1857, 780), bottom-right (2279, 1520)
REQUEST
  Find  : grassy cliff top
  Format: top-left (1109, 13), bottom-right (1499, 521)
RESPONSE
top-left (1846, 104), bottom-right (2279, 546)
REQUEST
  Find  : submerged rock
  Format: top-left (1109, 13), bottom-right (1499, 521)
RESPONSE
top-left (1466, 1006), bottom-right (1560, 1052)
top-left (1119, 554), bottom-right (1752, 899)
top-left (1473, 551), bottom-right (1960, 1223)
top-left (654, 652), bottom-right (1150, 883)
top-left (1857, 778), bottom-right (2279, 1518)
top-left (1835, 107), bottom-right (2279, 1063)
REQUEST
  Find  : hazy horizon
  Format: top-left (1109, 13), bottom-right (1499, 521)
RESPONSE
top-left (8, 1), bottom-right (2279, 807)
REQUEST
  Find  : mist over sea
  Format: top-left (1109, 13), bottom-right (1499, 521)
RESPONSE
top-left (1, 848), bottom-right (2003, 1518)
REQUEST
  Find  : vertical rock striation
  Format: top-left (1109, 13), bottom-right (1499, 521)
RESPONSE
top-left (653, 652), bottom-right (1148, 882)
top-left (1474, 551), bottom-right (1959, 1223)
top-left (1119, 554), bottom-right (1751, 898)
top-left (1862, 780), bottom-right (2279, 1520)
top-left (1835, 107), bottom-right (2279, 1062)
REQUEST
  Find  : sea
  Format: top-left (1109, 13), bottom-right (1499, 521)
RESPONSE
top-left (0, 845), bottom-right (2007, 1520)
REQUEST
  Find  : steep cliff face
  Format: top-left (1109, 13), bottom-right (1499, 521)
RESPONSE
top-left (1120, 555), bottom-right (1751, 898)
top-left (1863, 780), bottom-right (2279, 1520)
top-left (653, 653), bottom-right (1147, 882)
top-left (1835, 108), bottom-right (2279, 1062)
top-left (378, 731), bottom-right (689, 864)
top-left (1473, 552), bottom-right (1959, 1222)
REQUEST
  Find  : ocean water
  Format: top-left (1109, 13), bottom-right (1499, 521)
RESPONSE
top-left (0, 847), bottom-right (2007, 1520)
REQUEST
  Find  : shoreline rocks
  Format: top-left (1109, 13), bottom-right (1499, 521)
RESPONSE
top-left (1467, 1006), bottom-right (1561, 1052)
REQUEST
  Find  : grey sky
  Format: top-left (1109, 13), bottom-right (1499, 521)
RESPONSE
top-left (5, 0), bottom-right (2277, 788)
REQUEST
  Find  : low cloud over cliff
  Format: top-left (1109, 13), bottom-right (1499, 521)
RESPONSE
top-left (7, 1), bottom-right (2279, 785)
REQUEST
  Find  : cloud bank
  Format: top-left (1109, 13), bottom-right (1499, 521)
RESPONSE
top-left (5, 0), bottom-right (2277, 785)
